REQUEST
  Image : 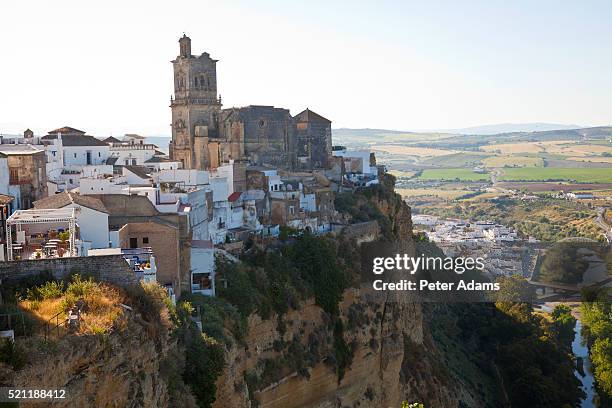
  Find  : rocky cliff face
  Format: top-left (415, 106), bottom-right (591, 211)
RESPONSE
top-left (3, 306), bottom-right (195, 408)
top-left (213, 281), bottom-right (463, 408)
top-left (213, 190), bottom-right (465, 408)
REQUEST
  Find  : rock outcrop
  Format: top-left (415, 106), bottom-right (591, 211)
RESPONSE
top-left (213, 188), bottom-right (462, 408)
top-left (5, 306), bottom-right (195, 408)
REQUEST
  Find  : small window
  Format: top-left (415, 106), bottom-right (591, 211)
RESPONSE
top-left (129, 237), bottom-right (138, 248)
top-left (98, 152), bottom-right (101, 157)
top-left (74, 153), bottom-right (77, 158)
top-left (142, 237), bottom-right (149, 244)
top-left (9, 168), bottom-right (18, 183)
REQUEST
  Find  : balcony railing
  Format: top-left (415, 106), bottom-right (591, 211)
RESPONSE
top-left (110, 144), bottom-right (157, 150)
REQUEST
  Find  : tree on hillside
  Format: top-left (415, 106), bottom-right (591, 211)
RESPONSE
top-left (540, 243), bottom-right (589, 284)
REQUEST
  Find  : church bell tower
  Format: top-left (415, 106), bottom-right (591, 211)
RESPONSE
top-left (169, 34), bottom-right (222, 170)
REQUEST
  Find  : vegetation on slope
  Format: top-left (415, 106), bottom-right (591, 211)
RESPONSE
top-left (580, 289), bottom-right (612, 407)
top-left (0, 273), bottom-right (206, 408)
top-left (418, 198), bottom-right (604, 242)
top-left (539, 242), bottom-right (595, 284)
top-left (428, 280), bottom-right (584, 408)
top-left (335, 173), bottom-right (409, 240)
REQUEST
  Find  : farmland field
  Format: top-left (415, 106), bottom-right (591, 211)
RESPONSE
top-left (481, 140), bottom-right (612, 157)
top-left (567, 156), bottom-right (612, 164)
top-left (397, 188), bottom-right (472, 199)
top-left (482, 155), bottom-right (544, 168)
top-left (388, 169), bottom-right (416, 178)
top-left (481, 142), bottom-right (544, 154)
top-left (421, 152), bottom-right (490, 167)
top-left (417, 168), bottom-right (489, 181)
top-left (371, 145), bottom-right (456, 157)
top-left (496, 182), bottom-right (612, 192)
top-left (499, 167), bottom-right (612, 183)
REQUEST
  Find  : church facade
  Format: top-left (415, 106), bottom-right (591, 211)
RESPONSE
top-left (169, 35), bottom-right (332, 171)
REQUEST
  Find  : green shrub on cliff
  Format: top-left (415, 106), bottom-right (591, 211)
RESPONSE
top-left (170, 299), bottom-right (225, 408)
top-left (581, 295), bottom-right (612, 404)
top-left (284, 233), bottom-right (347, 316)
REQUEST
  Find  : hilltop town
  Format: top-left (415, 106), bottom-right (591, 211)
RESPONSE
top-left (0, 35), bottom-right (382, 300)
top-left (1, 34), bottom-right (610, 408)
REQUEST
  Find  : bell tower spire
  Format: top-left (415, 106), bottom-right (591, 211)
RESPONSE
top-left (179, 33), bottom-right (191, 57)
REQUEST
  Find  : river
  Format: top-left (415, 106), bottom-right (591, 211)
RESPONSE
top-left (536, 304), bottom-right (598, 407)
top-left (573, 319), bottom-right (598, 408)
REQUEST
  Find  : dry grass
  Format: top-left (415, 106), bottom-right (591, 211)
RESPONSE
top-left (371, 145), bottom-right (457, 157)
top-left (482, 155), bottom-right (543, 168)
top-left (545, 143), bottom-right (612, 157)
top-left (388, 169), bottom-right (416, 178)
top-left (567, 156), bottom-right (612, 164)
top-left (20, 281), bottom-right (123, 335)
top-left (481, 142), bottom-right (545, 154)
top-left (481, 140), bottom-right (612, 157)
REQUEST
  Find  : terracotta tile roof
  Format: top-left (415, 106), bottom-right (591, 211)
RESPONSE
top-left (94, 194), bottom-right (160, 217)
top-left (34, 192), bottom-right (108, 213)
top-left (47, 126), bottom-right (86, 135)
top-left (41, 134), bottom-right (108, 146)
top-left (228, 191), bottom-right (242, 202)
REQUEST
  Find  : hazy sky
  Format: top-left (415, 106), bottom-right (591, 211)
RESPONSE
top-left (1, 0), bottom-right (611, 136)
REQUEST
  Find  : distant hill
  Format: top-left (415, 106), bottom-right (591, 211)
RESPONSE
top-left (439, 123), bottom-right (583, 135)
top-left (332, 126), bottom-right (612, 150)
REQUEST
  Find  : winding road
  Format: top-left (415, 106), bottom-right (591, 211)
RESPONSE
top-left (595, 207), bottom-right (612, 243)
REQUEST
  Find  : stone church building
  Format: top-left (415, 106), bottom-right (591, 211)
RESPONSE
top-left (169, 35), bottom-right (332, 171)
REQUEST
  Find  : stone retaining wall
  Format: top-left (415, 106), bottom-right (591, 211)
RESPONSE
top-left (0, 255), bottom-right (137, 287)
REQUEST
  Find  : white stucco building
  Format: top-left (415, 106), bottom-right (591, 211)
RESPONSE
top-left (190, 240), bottom-right (215, 296)
top-left (332, 148), bottom-right (376, 175)
top-left (33, 192), bottom-right (110, 250)
top-left (44, 131), bottom-right (110, 190)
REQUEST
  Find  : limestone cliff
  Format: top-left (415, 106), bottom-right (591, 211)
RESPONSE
top-left (212, 183), bottom-right (474, 408)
